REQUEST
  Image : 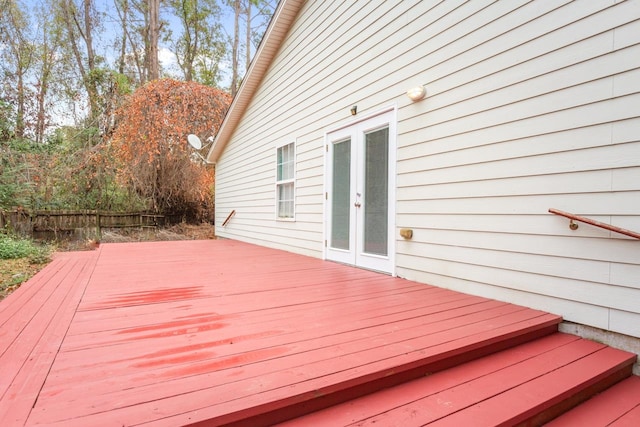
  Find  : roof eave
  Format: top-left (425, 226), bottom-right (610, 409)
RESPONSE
top-left (207, 0), bottom-right (304, 164)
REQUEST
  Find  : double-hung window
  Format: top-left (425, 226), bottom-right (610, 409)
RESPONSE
top-left (276, 142), bottom-right (295, 219)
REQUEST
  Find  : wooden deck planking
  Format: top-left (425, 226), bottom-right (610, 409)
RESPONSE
top-left (547, 375), bottom-right (640, 426)
top-left (280, 334), bottom-right (636, 427)
top-left (277, 333), bottom-right (584, 426)
top-left (64, 285), bottom-right (455, 341)
top-left (38, 299), bottom-right (526, 397)
top-left (611, 405), bottom-right (640, 426)
top-left (64, 279), bottom-right (442, 338)
top-left (0, 257), bottom-right (76, 348)
top-left (34, 313), bottom-right (558, 425)
top-left (0, 251), bottom-right (99, 426)
top-left (427, 346), bottom-right (635, 427)
top-left (31, 300), bottom-right (555, 423)
top-left (49, 291), bottom-right (488, 375)
top-left (0, 239), bottom-right (565, 426)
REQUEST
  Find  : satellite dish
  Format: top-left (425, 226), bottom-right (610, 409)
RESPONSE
top-left (187, 134), bottom-right (202, 150)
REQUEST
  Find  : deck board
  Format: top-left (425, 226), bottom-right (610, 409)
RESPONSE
top-left (0, 251), bottom-right (99, 426)
top-left (0, 240), bottom-right (563, 426)
top-left (426, 345), bottom-right (634, 426)
top-left (0, 257), bottom-right (74, 351)
top-left (281, 335), bottom-right (636, 427)
top-left (547, 375), bottom-right (640, 426)
top-left (278, 333), bottom-right (584, 426)
top-left (49, 294), bottom-right (492, 375)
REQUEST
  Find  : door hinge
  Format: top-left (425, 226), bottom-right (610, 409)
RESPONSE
top-left (324, 239), bottom-right (327, 247)
top-left (325, 192), bottom-right (328, 200)
top-left (326, 145), bottom-right (328, 152)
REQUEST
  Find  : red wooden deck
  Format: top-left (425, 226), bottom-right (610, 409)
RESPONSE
top-left (0, 239), bottom-right (636, 426)
top-left (280, 334), bottom-right (637, 426)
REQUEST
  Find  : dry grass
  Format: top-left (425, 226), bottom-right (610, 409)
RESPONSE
top-left (101, 223), bottom-right (215, 243)
top-left (0, 258), bottom-right (48, 299)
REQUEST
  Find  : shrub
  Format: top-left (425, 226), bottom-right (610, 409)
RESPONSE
top-left (0, 234), bottom-right (51, 262)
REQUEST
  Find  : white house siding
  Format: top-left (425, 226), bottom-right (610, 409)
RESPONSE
top-left (215, 1), bottom-right (640, 337)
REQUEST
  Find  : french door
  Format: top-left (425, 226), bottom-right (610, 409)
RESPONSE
top-left (325, 110), bottom-right (396, 274)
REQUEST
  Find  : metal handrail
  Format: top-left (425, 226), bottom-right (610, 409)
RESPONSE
top-left (221, 210), bottom-right (236, 227)
top-left (549, 208), bottom-right (640, 239)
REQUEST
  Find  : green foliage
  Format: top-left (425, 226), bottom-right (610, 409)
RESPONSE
top-left (46, 128), bottom-right (65, 146)
top-left (27, 245), bottom-right (52, 264)
top-left (0, 98), bottom-right (14, 140)
top-left (0, 183), bottom-right (17, 208)
top-left (112, 71), bottom-right (133, 95)
top-left (168, 0), bottom-right (226, 84)
top-left (0, 0), bottom-right (276, 217)
top-left (0, 233), bottom-right (50, 261)
top-left (1, 140), bottom-right (37, 209)
top-left (0, 129), bottom-right (138, 212)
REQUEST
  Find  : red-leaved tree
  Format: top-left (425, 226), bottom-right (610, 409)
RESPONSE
top-left (111, 79), bottom-right (231, 221)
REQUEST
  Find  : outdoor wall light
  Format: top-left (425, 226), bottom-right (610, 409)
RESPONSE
top-left (406, 85), bottom-right (426, 101)
top-left (350, 105), bottom-right (357, 115)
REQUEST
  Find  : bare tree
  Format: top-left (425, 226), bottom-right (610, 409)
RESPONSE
top-left (147, 0), bottom-right (160, 80)
top-left (224, 0), bottom-right (276, 95)
top-left (112, 0), bottom-right (149, 85)
top-left (54, 0), bottom-right (102, 120)
top-left (32, 4), bottom-right (62, 143)
top-left (168, 0), bottom-right (225, 84)
top-left (0, 0), bottom-right (35, 138)
top-left (230, 0), bottom-right (240, 95)
top-left (244, 0), bottom-right (276, 71)
top-left (244, 0), bottom-right (251, 72)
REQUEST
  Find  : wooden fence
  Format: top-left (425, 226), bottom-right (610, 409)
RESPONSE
top-left (0, 209), bottom-right (167, 239)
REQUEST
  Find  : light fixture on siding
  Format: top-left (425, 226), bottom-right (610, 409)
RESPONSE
top-left (406, 85), bottom-right (426, 101)
top-left (350, 105), bottom-right (357, 115)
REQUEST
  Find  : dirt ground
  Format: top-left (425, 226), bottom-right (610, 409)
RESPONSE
top-left (0, 223), bottom-right (215, 299)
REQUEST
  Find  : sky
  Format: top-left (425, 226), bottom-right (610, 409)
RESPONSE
top-left (11, 0), bottom-right (271, 128)
top-left (18, 0), bottom-right (256, 88)
top-left (94, 0), bottom-right (241, 86)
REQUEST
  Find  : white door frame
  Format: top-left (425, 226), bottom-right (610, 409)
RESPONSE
top-left (323, 107), bottom-right (397, 275)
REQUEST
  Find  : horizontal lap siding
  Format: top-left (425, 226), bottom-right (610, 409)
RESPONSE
top-left (215, 0), bottom-right (418, 255)
top-left (395, 0), bottom-right (640, 337)
top-left (215, 0), bottom-right (640, 336)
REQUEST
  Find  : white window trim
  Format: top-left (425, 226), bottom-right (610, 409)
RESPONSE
top-left (275, 140), bottom-right (296, 221)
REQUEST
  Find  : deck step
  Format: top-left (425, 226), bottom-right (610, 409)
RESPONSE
top-left (206, 314), bottom-right (560, 427)
top-left (275, 333), bottom-right (637, 427)
top-left (546, 375), bottom-right (640, 426)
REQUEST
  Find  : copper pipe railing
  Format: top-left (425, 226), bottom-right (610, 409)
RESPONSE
top-left (221, 210), bottom-right (236, 227)
top-left (549, 208), bottom-right (640, 240)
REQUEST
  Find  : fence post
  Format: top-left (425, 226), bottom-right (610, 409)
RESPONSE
top-left (96, 210), bottom-right (101, 241)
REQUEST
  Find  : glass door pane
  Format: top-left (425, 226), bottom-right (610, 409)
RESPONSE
top-left (331, 138), bottom-right (351, 250)
top-left (363, 127), bottom-right (388, 255)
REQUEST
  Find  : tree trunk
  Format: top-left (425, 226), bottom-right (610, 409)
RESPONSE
top-left (148, 0), bottom-right (160, 81)
top-left (81, 0), bottom-right (99, 120)
top-left (83, 0), bottom-right (95, 71)
top-left (115, 0), bottom-right (146, 84)
top-left (35, 37), bottom-right (53, 144)
top-left (59, 0), bottom-right (99, 120)
top-left (116, 0), bottom-right (128, 74)
top-left (231, 0), bottom-right (240, 96)
top-left (245, 0), bottom-right (251, 73)
top-left (1, 2), bottom-right (30, 138)
top-left (15, 66), bottom-right (25, 139)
